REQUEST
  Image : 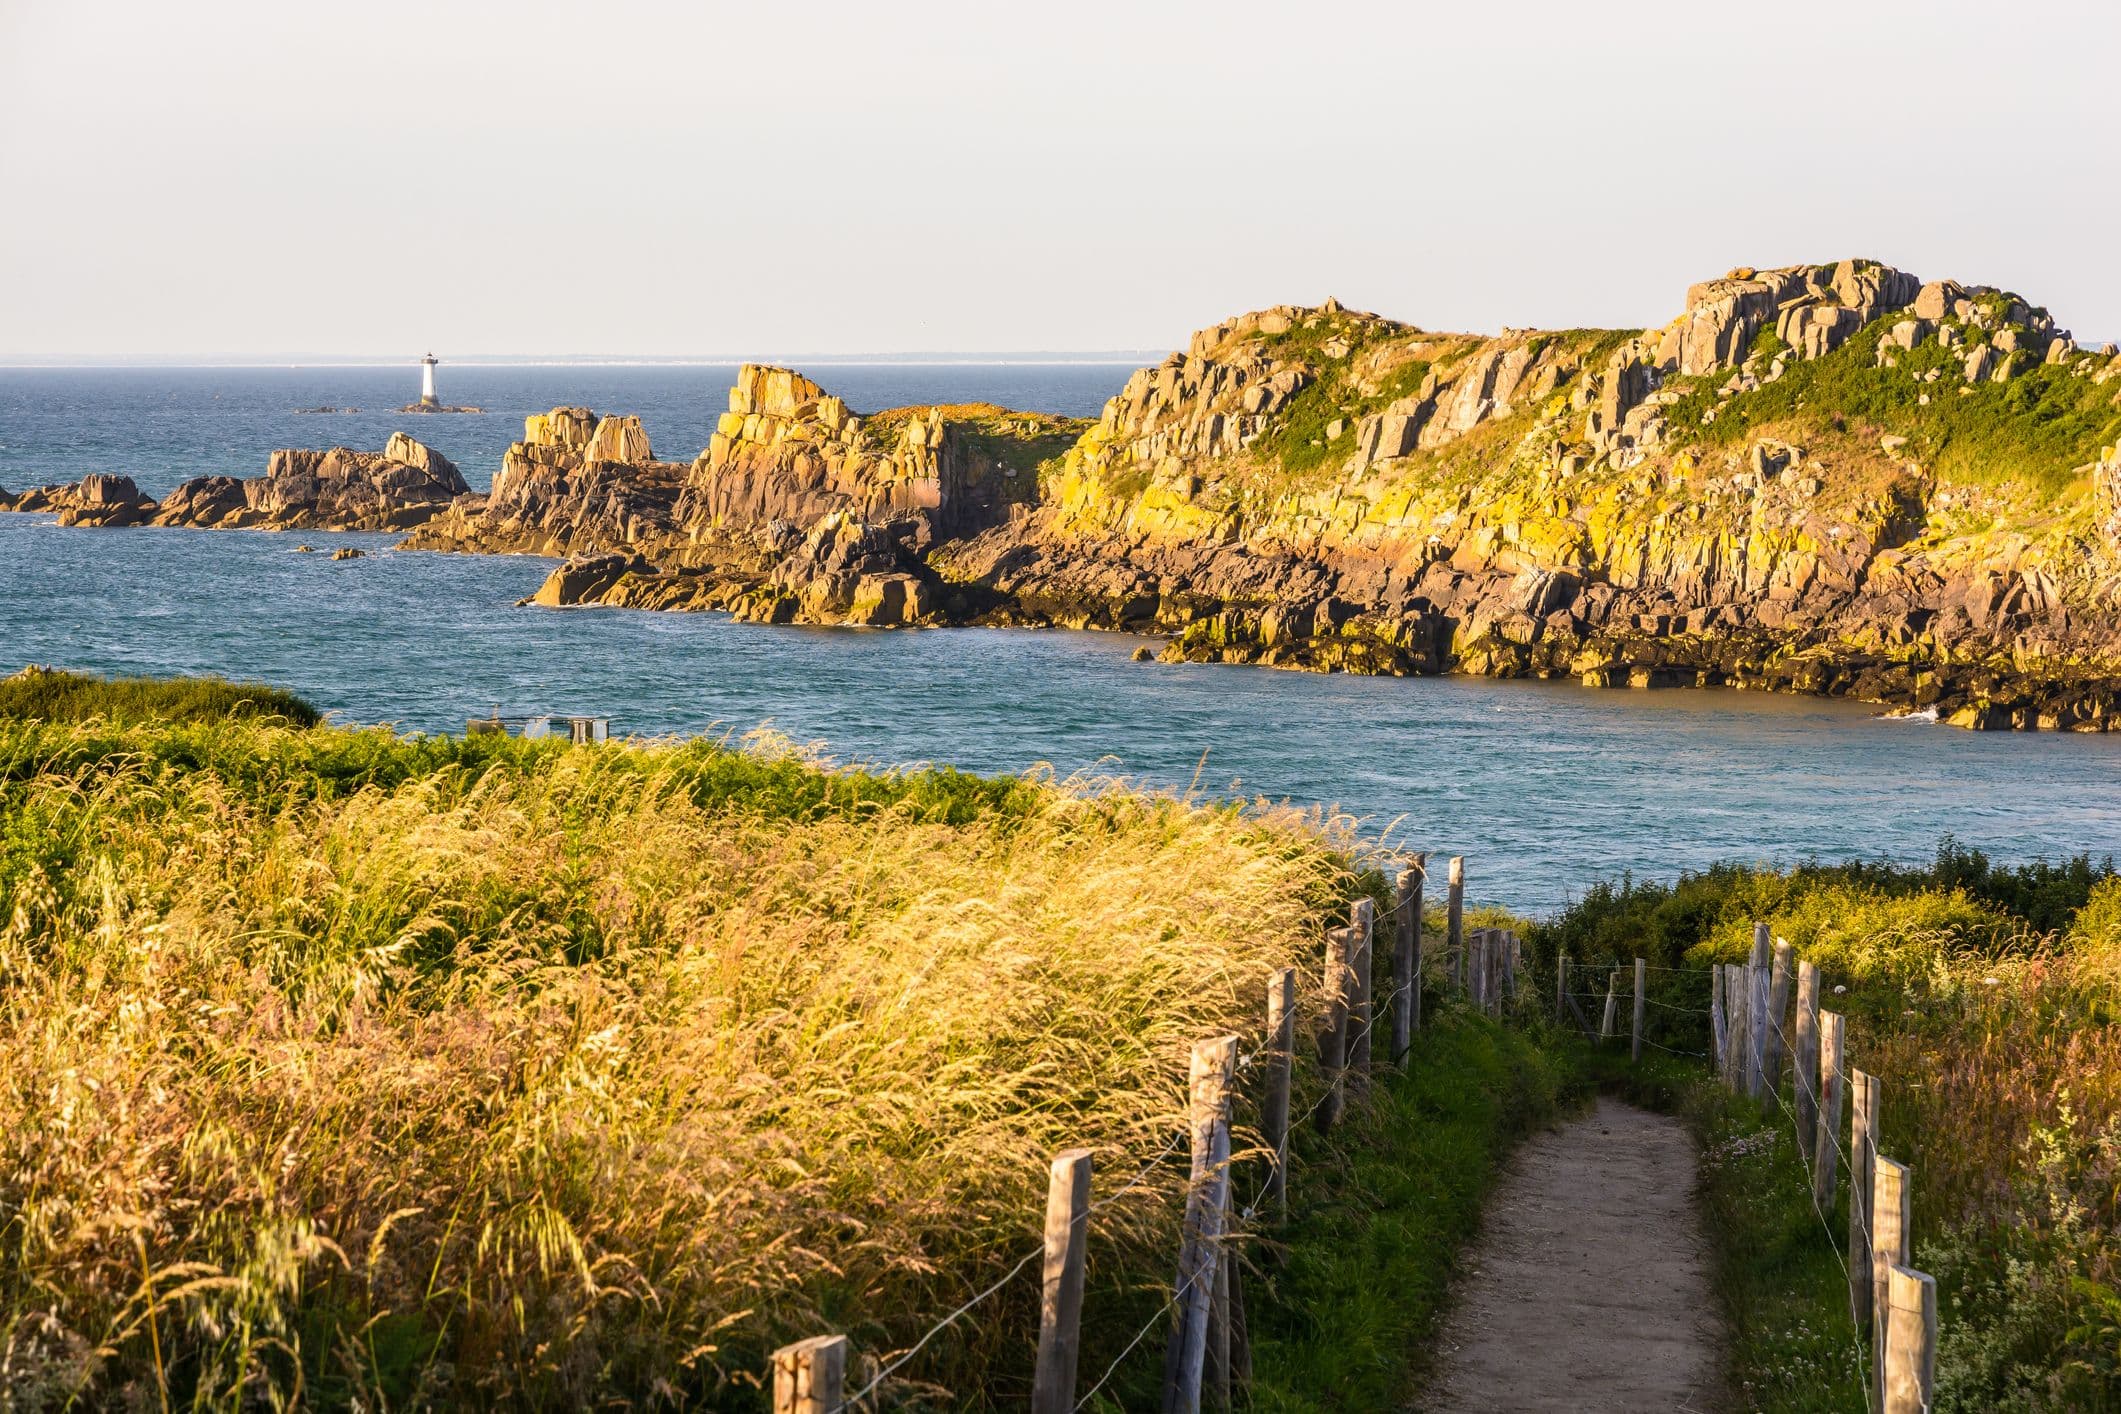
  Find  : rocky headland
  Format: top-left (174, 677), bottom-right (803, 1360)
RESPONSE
top-left (11, 256), bottom-right (2121, 729)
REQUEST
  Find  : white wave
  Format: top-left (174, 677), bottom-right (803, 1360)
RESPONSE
top-left (1879, 706), bottom-right (1940, 724)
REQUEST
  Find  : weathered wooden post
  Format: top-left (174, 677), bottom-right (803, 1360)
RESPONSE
top-left (1631, 957), bottom-right (1646, 1063)
top-left (1349, 898), bottom-right (1376, 1077)
top-left (1318, 927), bottom-right (1352, 1131)
top-left (1160, 1036), bottom-right (1237, 1414)
top-left (1556, 952), bottom-right (1568, 1026)
top-left (1763, 938), bottom-right (1793, 1114)
top-left (1725, 964), bottom-right (1749, 1090)
top-left (1467, 926), bottom-right (1486, 1012)
top-left (1032, 1150), bottom-right (1094, 1414)
top-left (1748, 923), bottom-right (1771, 1099)
top-left (1814, 1010), bottom-right (1844, 1209)
top-left (1393, 859), bottom-right (1423, 1063)
top-left (771, 1335), bottom-right (847, 1414)
top-left (1710, 965), bottom-right (1726, 1069)
top-left (1849, 1068), bottom-right (1880, 1330)
top-left (1447, 856), bottom-right (1465, 994)
top-left (1264, 968), bottom-right (1295, 1214)
top-left (1600, 967), bottom-right (1620, 1040)
top-left (1884, 1265), bottom-right (1937, 1414)
top-left (1871, 1157), bottom-right (1912, 1412)
top-left (1794, 959), bottom-right (1821, 1167)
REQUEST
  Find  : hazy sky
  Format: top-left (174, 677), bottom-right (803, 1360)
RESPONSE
top-left (3, 0), bottom-right (2117, 358)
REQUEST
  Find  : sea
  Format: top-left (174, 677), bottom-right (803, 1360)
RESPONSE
top-left (4, 361), bottom-right (2119, 912)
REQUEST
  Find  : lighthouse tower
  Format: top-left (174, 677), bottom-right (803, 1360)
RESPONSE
top-left (419, 352), bottom-right (440, 409)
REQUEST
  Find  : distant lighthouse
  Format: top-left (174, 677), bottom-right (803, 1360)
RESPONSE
top-left (419, 352), bottom-right (440, 409)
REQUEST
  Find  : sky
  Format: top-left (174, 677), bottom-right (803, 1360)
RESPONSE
top-left (2, 0), bottom-right (2117, 359)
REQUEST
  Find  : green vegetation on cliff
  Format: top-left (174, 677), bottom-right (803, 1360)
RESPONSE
top-left (1660, 317), bottom-right (2121, 498)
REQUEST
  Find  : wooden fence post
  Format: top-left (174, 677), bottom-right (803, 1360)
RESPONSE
top-left (1600, 967), bottom-right (1620, 1040)
top-left (1032, 1150), bottom-right (1093, 1414)
top-left (1710, 964), bottom-right (1726, 1069)
top-left (1264, 968), bottom-right (1295, 1215)
top-left (1631, 957), bottom-right (1646, 1063)
top-left (1814, 1010), bottom-right (1844, 1210)
top-left (1318, 927), bottom-right (1352, 1131)
top-left (1763, 939), bottom-right (1793, 1114)
top-left (1160, 1036), bottom-right (1237, 1414)
top-left (1884, 1265), bottom-right (1937, 1414)
top-left (1871, 1157), bottom-right (1912, 1412)
top-left (1556, 952), bottom-right (1568, 1025)
top-left (1349, 898), bottom-right (1376, 1077)
top-left (1467, 926), bottom-right (1485, 1012)
top-left (1748, 923), bottom-right (1771, 1099)
top-left (1849, 1069), bottom-right (1880, 1331)
top-left (1794, 959), bottom-right (1821, 1167)
top-left (771, 1335), bottom-right (847, 1414)
top-left (1393, 860), bottom-right (1421, 1063)
top-left (1447, 857), bottom-right (1465, 994)
top-left (1725, 965), bottom-right (1748, 1090)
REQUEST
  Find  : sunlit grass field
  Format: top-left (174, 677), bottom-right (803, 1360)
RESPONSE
top-left (0, 681), bottom-right (1365, 1409)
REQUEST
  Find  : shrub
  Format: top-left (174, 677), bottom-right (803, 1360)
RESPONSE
top-left (0, 665), bottom-right (320, 727)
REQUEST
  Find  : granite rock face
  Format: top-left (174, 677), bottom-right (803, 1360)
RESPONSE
top-left (677, 365), bottom-right (1075, 537)
top-left (404, 408), bottom-right (690, 557)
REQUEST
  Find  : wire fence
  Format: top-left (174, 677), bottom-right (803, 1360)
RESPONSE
top-left (765, 854), bottom-right (1526, 1412)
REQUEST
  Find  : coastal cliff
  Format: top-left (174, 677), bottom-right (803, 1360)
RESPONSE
top-left (923, 261), bottom-right (2121, 728)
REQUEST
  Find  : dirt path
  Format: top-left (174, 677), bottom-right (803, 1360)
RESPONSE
top-left (1421, 1096), bottom-right (1721, 1412)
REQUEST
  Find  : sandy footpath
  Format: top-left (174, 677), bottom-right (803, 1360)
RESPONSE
top-left (1421, 1096), bottom-right (1721, 1412)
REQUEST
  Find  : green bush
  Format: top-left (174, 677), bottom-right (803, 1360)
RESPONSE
top-left (0, 666), bottom-right (321, 727)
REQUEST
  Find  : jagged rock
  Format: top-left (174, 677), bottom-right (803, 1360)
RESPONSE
top-left (682, 365), bottom-right (1075, 537)
top-left (525, 552), bottom-right (654, 607)
top-left (0, 473), bottom-right (159, 526)
top-left (150, 436), bottom-right (467, 532)
top-left (404, 408), bottom-right (688, 557)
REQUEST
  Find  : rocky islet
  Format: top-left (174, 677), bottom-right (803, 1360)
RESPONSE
top-left (8, 256), bottom-right (2121, 730)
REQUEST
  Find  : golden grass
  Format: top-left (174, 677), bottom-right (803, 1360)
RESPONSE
top-left (0, 719), bottom-right (1358, 1409)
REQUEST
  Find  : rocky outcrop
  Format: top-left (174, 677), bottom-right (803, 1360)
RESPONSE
top-left (404, 408), bottom-right (690, 558)
top-left (926, 260), bottom-right (2121, 729)
top-left (1, 436), bottom-right (468, 533)
top-left (0, 473), bottom-right (161, 527)
top-left (163, 433), bottom-right (470, 531)
top-left (677, 365), bottom-right (1077, 538)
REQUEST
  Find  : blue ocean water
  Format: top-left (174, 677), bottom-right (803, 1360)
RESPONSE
top-left (4, 364), bottom-right (2119, 911)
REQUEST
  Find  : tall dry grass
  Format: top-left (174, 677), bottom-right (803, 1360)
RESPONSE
top-left (0, 718), bottom-right (1358, 1409)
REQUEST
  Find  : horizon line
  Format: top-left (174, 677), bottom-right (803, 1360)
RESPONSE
top-left (0, 352), bottom-right (1171, 371)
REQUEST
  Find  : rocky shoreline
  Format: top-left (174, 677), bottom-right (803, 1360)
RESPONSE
top-left (8, 256), bottom-right (2121, 730)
